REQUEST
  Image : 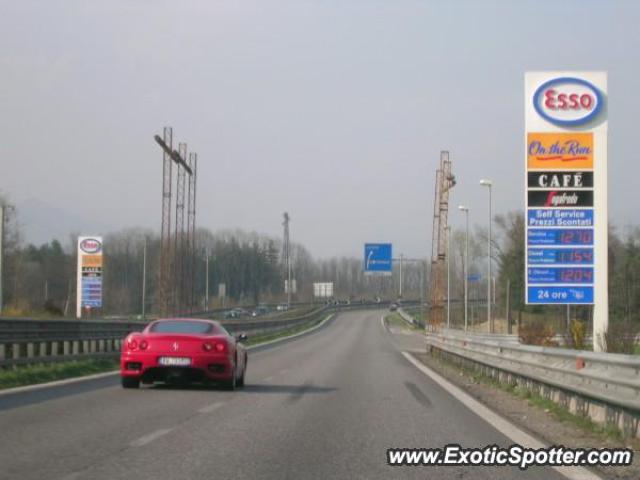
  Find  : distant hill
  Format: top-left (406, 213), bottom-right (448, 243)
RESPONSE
top-left (16, 197), bottom-right (111, 247)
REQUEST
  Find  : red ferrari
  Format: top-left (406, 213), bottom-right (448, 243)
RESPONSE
top-left (120, 318), bottom-right (248, 390)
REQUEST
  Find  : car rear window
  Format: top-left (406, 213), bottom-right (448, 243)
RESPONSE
top-left (150, 321), bottom-right (216, 334)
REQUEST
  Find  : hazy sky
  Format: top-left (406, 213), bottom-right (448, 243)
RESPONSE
top-left (2, 0), bottom-right (639, 258)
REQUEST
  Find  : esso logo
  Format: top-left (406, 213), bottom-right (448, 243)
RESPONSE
top-left (533, 77), bottom-right (603, 126)
top-left (80, 238), bottom-right (102, 254)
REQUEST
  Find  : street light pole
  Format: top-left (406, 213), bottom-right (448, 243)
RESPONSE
top-left (480, 179), bottom-right (493, 333)
top-left (0, 205), bottom-right (4, 315)
top-left (205, 249), bottom-right (210, 311)
top-left (141, 239), bottom-right (147, 320)
top-left (399, 253), bottom-right (404, 299)
top-left (459, 205), bottom-right (470, 331)
top-left (446, 225), bottom-right (451, 328)
top-left (420, 259), bottom-right (425, 327)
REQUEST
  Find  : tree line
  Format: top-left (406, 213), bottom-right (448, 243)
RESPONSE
top-left (5, 193), bottom-right (638, 336)
top-left (0, 204), bottom-right (427, 317)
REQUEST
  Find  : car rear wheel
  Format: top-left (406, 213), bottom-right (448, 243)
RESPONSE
top-left (121, 377), bottom-right (140, 389)
top-left (237, 366), bottom-right (245, 388)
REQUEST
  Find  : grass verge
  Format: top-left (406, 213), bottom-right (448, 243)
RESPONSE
top-left (245, 315), bottom-right (330, 346)
top-left (385, 312), bottom-right (420, 330)
top-left (0, 358), bottom-right (119, 390)
top-left (432, 351), bottom-right (630, 443)
top-left (403, 308), bottom-right (428, 326)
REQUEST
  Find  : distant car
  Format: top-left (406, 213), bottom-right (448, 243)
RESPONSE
top-left (276, 303), bottom-right (289, 311)
top-left (389, 303), bottom-right (398, 311)
top-left (121, 318), bottom-right (248, 390)
top-left (222, 308), bottom-right (248, 319)
top-left (251, 305), bottom-right (270, 317)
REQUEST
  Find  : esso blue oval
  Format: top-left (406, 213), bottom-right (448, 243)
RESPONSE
top-left (80, 238), bottom-right (102, 254)
top-left (533, 77), bottom-right (603, 127)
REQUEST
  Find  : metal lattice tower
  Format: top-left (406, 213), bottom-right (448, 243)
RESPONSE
top-left (158, 127), bottom-right (173, 316)
top-left (174, 143), bottom-right (188, 314)
top-left (186, 152), bottom-right (197, 312)
top-left (282, 212), bottom-right (291, 306)
top-left (430, 151), bottom-right (455, 327)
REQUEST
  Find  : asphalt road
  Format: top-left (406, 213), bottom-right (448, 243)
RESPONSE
top-left (0, 310), bottom-right (567, 480)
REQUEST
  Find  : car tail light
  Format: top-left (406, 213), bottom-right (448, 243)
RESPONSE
top-left (202, 342), bottom-right (213, 352)
top-left (139, 340), bottom-right (148, 350)
top-left (127, 338), bottom-right (138, 350)
top-left (214, 341), bottom-right (226, 353)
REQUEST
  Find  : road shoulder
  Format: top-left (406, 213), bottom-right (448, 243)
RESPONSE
top-left (407, 350), bottom-right (638, 480)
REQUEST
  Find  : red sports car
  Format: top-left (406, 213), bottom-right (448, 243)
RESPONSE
top-left (120, 318), bottom-right (248, 390)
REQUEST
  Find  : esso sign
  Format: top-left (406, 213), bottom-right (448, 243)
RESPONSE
top-left (533, 77), bottom-right (603, 126)
top-left (80, 238), bottom-right (102, 254)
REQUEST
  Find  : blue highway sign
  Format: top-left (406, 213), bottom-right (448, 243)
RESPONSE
top-left (364, 243), bottom-right (392, 275)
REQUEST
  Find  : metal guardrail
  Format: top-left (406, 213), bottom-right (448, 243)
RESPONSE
top-left (429, 328), bottom-right (640, 410)
top-left (397, 308), bottom-right (418, 327)
top-left (423, 326), bottom-right (640, 437)
top-left (437, 329), bottom-right (597, 347)
top-left (0, 301), bottom-right (393, 368)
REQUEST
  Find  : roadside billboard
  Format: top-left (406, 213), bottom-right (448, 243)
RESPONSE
top-left (524, 72), bottom-right (608, 348)
top-left (76, 236), bottom-right (103, 318)
top-left (313, 282), bottom-right (334, 298)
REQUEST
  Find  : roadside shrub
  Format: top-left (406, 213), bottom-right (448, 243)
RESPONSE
top-left (598, 321), bottom-right (640, 354)
top-left (566, 319), bottom-right (587, 350)
top-left (43, 300), bottom-right (64, 316)
top-left (0, 305), bottom-right (29, 317)
top-left (519, 322), bottom-right (558, 346)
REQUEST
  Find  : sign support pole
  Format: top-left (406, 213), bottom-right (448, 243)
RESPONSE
top-left (76, 242), bottom-right (82, 319)
top-left (593, 129), bottom-right (609, 351)
top-left (0, 206), bottom-right (4, 315)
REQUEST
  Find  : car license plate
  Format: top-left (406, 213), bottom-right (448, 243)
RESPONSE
top-left (158, 357), bottom-right (191, 367)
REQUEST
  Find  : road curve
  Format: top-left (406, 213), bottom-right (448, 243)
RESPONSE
top-left (0, 310), bottom-right (565, 480)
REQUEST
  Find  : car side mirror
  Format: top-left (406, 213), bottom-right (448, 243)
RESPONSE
top-left (236, 333), bottom-right (248, 342)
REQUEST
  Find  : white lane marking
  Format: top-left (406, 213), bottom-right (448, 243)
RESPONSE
top-left (0, 370), bottom-right (119, 397)
top-left (401, 352), bottom-right (602, 480)
top-left (198, 401), bottom-right (225, 414)
top-left (263, 375), bottom-right (274, 382)
top-left (130, 428), bottom-right (174, 447)
top-left (381, 316), bottom-right (389, 332)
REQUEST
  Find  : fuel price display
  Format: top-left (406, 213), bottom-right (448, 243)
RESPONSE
top-left (528, 248), bottom-right (594, 265)
top-left (528, 267), bottom-right (594, 284)
top-left (528, 229), bottom-right (594, 246)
